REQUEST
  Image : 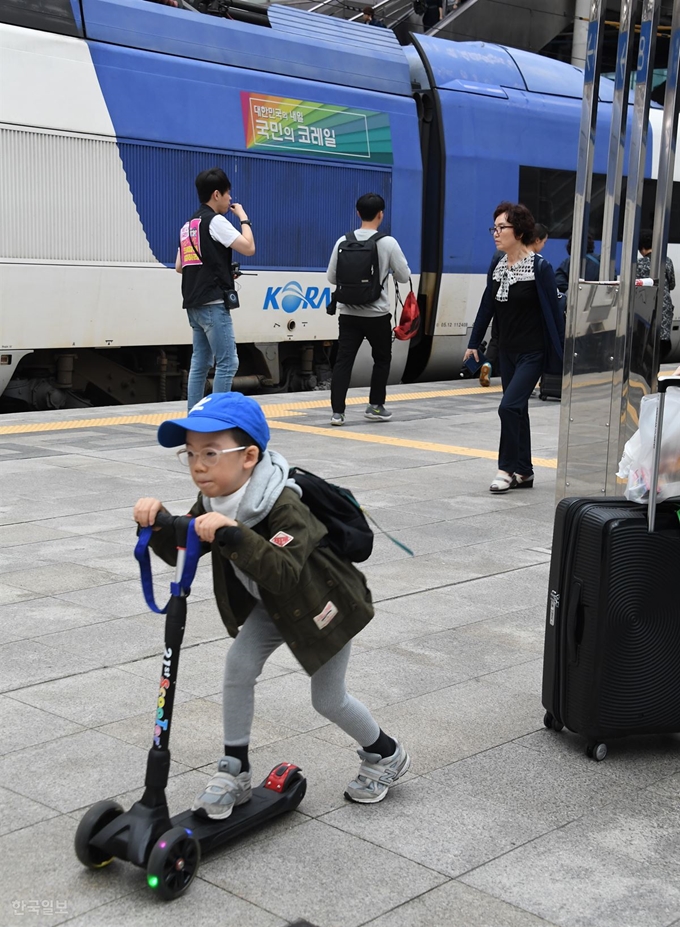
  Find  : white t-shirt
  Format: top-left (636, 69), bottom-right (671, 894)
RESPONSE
top-left (326, 229), bottom-right (411, 316)
top-left (209, 214), bottom-right (240, 249)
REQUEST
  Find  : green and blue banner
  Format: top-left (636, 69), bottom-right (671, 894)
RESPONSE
top-left (241, 92), bottom-right (392, 164)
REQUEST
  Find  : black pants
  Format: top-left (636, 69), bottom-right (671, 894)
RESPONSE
top-left (498, 349), bottom-right (545, 476)
top-left (331, 313), bottom-right (392, 414)
top-left (486, 317), bottom-right (499, 369)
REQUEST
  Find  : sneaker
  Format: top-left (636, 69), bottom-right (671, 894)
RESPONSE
top-left (479, 362), bottom-right (492, 388)
top-left (191, 756), bottom-right (252, 820)
top-left (330, 413), bottom-right (345, 426)
top-left (345, 741), bottom-right (410, 804)
top-left (364, 404), bottom-right (392, 422)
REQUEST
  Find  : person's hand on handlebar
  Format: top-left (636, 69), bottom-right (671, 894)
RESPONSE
top-left (463, 348), bottom-right (479, 363)
top-left (193, 512), bottom-right (238, 543)
top-left (133, 498), bottom-right (165, 530)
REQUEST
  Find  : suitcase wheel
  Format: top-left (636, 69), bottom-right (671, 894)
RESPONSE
top-left (585, 742), bottom-right (608, 762)
top-left (543, 712), bottom-right (564, 733)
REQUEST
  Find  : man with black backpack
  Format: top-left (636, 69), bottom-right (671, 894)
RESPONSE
top-left (327, 193), bottom-right (411, 425)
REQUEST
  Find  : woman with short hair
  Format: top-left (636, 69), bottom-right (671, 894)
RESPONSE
top-left (464, 202), bottom-right (564, 493)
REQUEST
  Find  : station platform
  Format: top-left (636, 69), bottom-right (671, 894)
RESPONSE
top-left (1, 379), bottom-right (679, 927)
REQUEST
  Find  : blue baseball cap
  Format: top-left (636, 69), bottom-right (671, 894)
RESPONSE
top-left (157, 392), bottom-right (270, 450)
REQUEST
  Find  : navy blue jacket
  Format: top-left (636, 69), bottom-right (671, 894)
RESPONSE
top-left (468, 253), bottom-right (565, 376)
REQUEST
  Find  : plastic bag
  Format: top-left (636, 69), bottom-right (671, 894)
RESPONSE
top-left (618, 389), bottom-right (680, 503)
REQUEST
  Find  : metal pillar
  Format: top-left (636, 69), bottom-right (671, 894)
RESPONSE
top-left (556, 0), bottom-right (680, 502)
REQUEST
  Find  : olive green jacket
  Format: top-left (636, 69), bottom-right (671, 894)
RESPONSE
top-left (148, 488), bottom-right (374, 675)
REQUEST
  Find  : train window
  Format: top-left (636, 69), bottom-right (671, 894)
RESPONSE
top-left (0, 0), bottom-right (82, 37)
top-left (519, 166), bottom-right (680, 244)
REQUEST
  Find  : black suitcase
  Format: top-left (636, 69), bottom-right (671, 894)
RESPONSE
top-left (542, 378), bottom-right (680, 760)
top-left (539, 373), bottom-right (562, 401)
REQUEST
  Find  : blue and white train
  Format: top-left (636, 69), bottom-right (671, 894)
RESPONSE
top-left (1, 0), bottom-right (679, 407)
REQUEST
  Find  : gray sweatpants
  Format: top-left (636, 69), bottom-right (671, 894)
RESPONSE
top-left (222, 604), bottom-right (380, 748)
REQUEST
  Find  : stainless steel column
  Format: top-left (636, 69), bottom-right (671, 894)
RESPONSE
top-left (556, 0), bottom-right (607, 499)
top-left (600, 0), bottom-right (639, 280)
top-left (650, 0), bottom-right (680, 371)
top-left (605, 0), bottom-right (661, 494)
top-left (555, 0), bottom-right (678, 504)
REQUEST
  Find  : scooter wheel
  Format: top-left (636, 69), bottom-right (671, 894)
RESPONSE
top-left (146, 826), bottom-right (201, 900)
top-left (74, 800), bottom-right (123, 869)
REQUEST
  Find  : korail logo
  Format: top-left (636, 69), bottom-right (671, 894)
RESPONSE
top-left (263, 281), bottom-right (332, 313)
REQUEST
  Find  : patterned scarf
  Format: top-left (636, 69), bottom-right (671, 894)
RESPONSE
top-left (492, 253), bottom-right (535, 301)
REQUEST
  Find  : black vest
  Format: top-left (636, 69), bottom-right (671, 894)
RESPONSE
top-left (179, 204), bottom-right (234, 310)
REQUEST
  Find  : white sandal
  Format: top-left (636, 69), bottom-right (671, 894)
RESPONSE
top-left (489, 471), bottom-right (513, 493)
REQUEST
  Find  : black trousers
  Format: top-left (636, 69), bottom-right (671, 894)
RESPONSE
top-left (331, 313), bottom-right (392, 414)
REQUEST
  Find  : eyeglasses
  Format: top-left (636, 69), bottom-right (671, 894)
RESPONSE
top-left (177, 446), bottom-right (246, 467)
top-left (489, 225), bottom-right (514, 236)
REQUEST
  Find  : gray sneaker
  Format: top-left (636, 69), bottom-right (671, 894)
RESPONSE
top-left (364, 404), bottom-right (392, 422)
top-left (345, 741), bottom-right (410, 804)
top-left (330, 413), bottom-right (345, 426)
top-left (191, 757), bottom-right (252, 820)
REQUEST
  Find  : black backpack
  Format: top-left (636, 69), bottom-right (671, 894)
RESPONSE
top-left (288, 467), bottom-right (374, 563)
top-left (334, 231), bottom-right (388, 306)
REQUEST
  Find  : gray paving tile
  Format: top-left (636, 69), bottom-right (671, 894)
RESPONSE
top-left (1, 563), bottom-right (127, 595)
top-left (0, 596), bottom-right (111, 644)
top-left (313, 678), bottom-right (540, 775)
top-left (323, 774), bottom-right (553, 879)
top-left (98, 768), bottom-right (211, 820)
top-left (200, 818), bottom-right (446, 927)
top-left (0, 523), bottom-right (70, 546)
top-left (34, 507), bottom-right (146, 535)
top-left (352, 603), bottom-right (457, 650)
top-left (0, 695), bottom-right (84, 756)
top-left (0, 640), bottom-right (101, 694)
top-left (37, 616), bottom-right (172, 666)
top-left (364, 880), bottom-right (558, 927)
top-left (0, 786), bottom-right (60, 837)
top-left (61, 880), bottom-right (287, 926)
top-left (460, 792), bottom-right (680, 927)
top-left (99, 697), bottom-right (224, 768)
top-left (515, 729), bottom-right (680, 786)
top-left (0, 730), bottom-right (187, 813)
top-left (10, 667), bottom-right (184, 726)
top-left (343, 614), bottom-right (541, 710)
top-left (3, 535), bottom-right (133, 569)
top-left (55, 576), bottom-right (202, 619)
top-left (0, 582), bottom-right (42, 606)
top-left (0, 815), bottom-right (135, 926)
top-left (426, 742), bottom-right (642, 829)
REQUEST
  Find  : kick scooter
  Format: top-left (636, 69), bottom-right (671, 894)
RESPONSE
top-left (74, 512), bottom-right (306, 899)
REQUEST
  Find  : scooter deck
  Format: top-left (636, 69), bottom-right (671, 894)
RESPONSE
top-left (170, 776), bottom-right (307, 854)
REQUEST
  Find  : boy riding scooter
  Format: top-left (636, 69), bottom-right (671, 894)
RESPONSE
top-left (133, 392), bottom-right (409, 816)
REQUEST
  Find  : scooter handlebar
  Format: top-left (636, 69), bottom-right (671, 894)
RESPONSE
top-left (153, 511), bottom-right (194, 546)
top-left (152, 512), bottom-right (242, 546)
top-left (153, 510), bottom-right (176, 529)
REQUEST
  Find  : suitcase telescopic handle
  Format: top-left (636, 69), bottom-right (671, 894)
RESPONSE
top-left (648, 378), bottom-right (680, 532)
top-left (657, 377), bottom-right (680, 394)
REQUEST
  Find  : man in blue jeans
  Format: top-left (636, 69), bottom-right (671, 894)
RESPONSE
top-left (176, 168), bottom-right (255, 410)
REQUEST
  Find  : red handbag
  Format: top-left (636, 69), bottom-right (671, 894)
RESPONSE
top-left (394, 280), bottom-right (420, 341)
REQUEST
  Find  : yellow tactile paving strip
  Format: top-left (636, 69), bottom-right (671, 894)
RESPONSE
top-left (0, 382), bottom-right (559, 469)
top-left (0, 386), bottom-right (502, 435)
top-left (269, 420), bottom-right (557, 468)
